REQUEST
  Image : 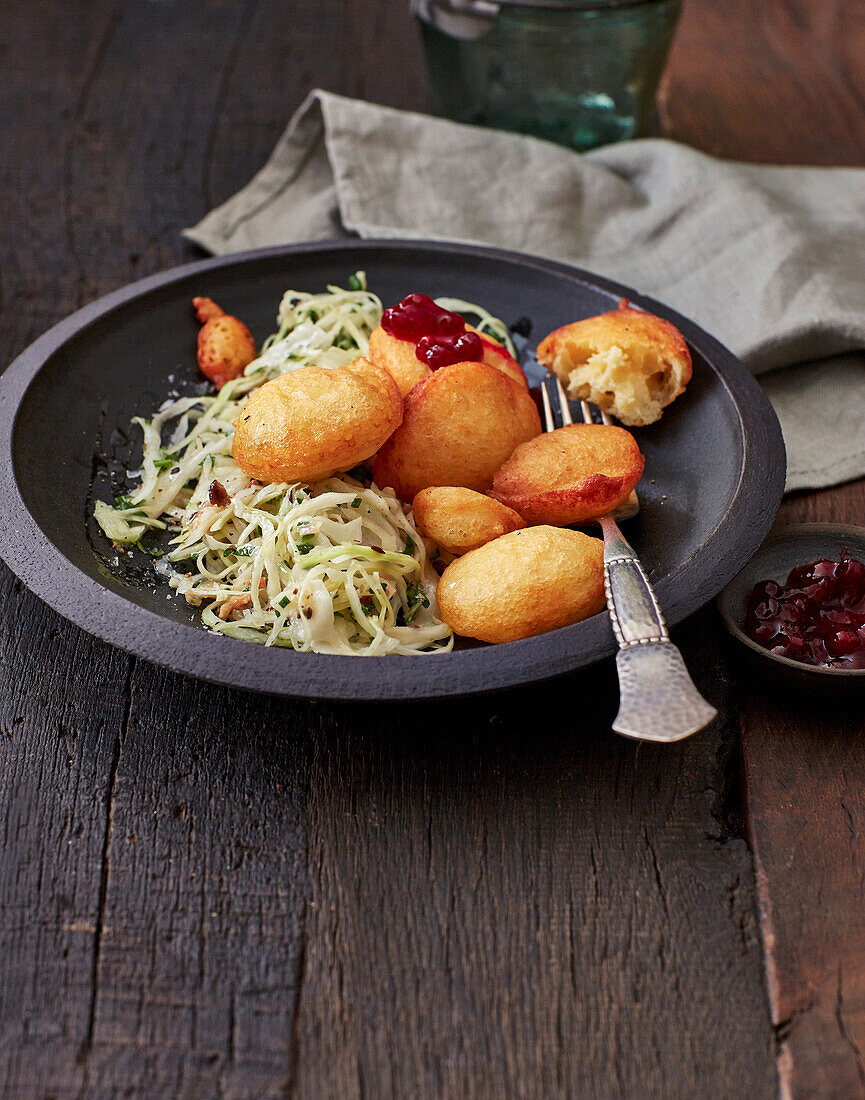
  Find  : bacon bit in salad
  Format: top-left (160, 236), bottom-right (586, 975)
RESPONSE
top-left (209, 480), bottom-right (231, 507)
top-left (218, 593), bottom-right (252, 620)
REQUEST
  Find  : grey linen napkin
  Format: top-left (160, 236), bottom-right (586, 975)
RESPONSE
top-left (186, 90), bottom-right (865, 492)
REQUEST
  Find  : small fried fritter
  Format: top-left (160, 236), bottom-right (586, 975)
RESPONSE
top-left (192, 296), bottom-right (226, 324)
top-left (232, 357), bottom-right (403, 484)
top-left (471, 328), bottom-right (528, 389)
top-left (489, 423), bottom-right (644, 526)
top-left (372, 360), bottom-right (541, 501)
top-left (367, 324), bottom-right (527, 397)
top-left (537, 300), bottom-right (692, 426)
top-left (436, 526), bottom-right (605, 644)
top-left (192, 296), bottom-right (257, 390)
top-left (413, 487), bottom-right (525, 555)
top-left (367, 326), bottom-right (432, 397)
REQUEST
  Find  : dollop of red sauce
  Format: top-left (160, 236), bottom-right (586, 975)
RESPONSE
top-left (381, 293), bottom-right (485, 370)
top-left (744, 556), bottom-right (865, 669)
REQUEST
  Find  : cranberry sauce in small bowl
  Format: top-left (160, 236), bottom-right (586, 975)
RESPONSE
top-left (716, 523), bottom-right (865, 696)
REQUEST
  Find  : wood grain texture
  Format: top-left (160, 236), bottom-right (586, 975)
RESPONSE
top-left (77, 669), bottom-right (309, 1097)
top-left (738, 479), bottom-right (865, 1100)
top-left (0, 0), bottom-right (862, 1095)
top-left (661, 0), bottom-right (865, 166)
top-left (0, 574), bottom-right (132, 1097)
top-left (661, 5), bottom-right (865, 1087)
top-left (291, 625), bottom-right (775, 1098)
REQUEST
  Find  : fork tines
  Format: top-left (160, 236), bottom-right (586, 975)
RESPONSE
top-left (541, 373), bottom-right (612, 432)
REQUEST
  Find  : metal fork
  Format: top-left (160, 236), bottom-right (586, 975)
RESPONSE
top-left (542, 376), bottom-right (717, 743)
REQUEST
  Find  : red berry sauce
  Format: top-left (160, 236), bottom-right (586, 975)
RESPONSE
top-left (744, 556), bottom-right (865, 669)
top-left (381, 293), bottom-right (485, 370)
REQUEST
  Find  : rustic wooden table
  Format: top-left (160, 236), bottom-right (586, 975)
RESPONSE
top-left (2, 2), bottom-right (864, 1097)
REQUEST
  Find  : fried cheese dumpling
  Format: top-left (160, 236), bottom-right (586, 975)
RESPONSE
top-left (367, 325), bottom-right (432, 397)
top-left (473, 327), bottom-right (528, 389)
top-left (537, 300), bottom-right (692, 427)
top-left (192, 296), bottom-right (257, 390)
top-left (489, 423), bottom-right (644, 526)
top-left (232, 357), bottom-right (402, 484)
top-left (436, 526), bottom-right (605, 644)
top-left (413, 487), bottom-right (526, 555)
top-left (367, 325), bottom-right (528, 397)
top-left (372, 360), bottom-right (542, 501)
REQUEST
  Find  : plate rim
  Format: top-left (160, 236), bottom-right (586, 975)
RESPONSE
top-left (0, 238), bottom-right (787, 700)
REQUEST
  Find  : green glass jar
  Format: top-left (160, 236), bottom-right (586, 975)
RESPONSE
top-left (414, 0), bottom-right (682, 150)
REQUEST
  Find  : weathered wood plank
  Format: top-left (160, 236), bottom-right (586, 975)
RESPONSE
top-left (0, 570), bottom-right (131, 1097)
top-left (292, 618), bottom-right (776, 1099)
top-left (79, 668), bottom-right (309, 1097)
top-left (740, 479), bottom-right (865, 1100)
top-left (662, 0), bottom-right (865, 166)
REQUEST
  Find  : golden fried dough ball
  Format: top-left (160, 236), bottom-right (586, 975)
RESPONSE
top-left (469, 327), bottom-right (528, 389)
top-left (368, 324), bottom-right (528, 396)
top-left (413, 487), bottom-right (526, 555)
top-left (489, 423), bottom-right (644, 526)
top-left (436, 526), bottom-right (605, 643)
top-left (372, 360), bottom-right (541, 501)
top-left (232, 357), bottom-right (402, 484)
top-left (367, 326), bottom-right (432, 397)
top-left (192, 297), bottom-right (257, 390)
top-left (537, 301), bottom-right (692, 426)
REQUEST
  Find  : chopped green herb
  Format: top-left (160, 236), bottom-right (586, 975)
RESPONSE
top-left (351, 497), bottom-right (363, 508)
top-left (295, 533), bottom-right (316, 556)
top-left (403, 534), bottom-right (415, 555)
top-left (153, 456), bottom-right (174, 470)
top-left (401, 582), bottom-right (430, 625)
top-left (133, 539), bottom-right (163, 557)
top-left (348, 274), bottom-right (363, 291)
top-left (278, 596), bottom-right (290, 609)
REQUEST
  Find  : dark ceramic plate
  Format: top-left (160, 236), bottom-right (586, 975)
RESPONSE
top-left (0, 240), bottom-right (785, 700)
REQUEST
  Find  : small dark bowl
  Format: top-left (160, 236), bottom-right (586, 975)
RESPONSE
top-left (717, 523), bottom-right (865, 696)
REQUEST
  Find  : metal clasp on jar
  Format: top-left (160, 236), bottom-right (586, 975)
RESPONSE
top-left (411, 0), bottom-right (501, 41)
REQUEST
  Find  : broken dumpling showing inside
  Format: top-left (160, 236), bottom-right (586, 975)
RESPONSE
top-left (537, 300), bottom-right (692, 427)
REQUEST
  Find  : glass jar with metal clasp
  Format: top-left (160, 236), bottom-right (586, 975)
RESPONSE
top-left (412, 0), bottom-right (683, 151)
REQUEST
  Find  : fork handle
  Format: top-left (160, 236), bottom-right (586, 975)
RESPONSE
top-left (599, 516), bottom-right (717, 743)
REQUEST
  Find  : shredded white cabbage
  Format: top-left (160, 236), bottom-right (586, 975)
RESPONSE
top-left (94, 273), bottom-right (512, 655)
top-left (434, 297), bottom-right (517, 356)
